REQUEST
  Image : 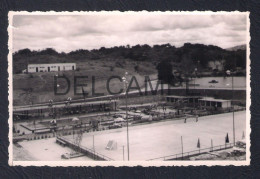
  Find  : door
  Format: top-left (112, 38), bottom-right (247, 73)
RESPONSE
top-left (58, 66), bottom-right (60, 71)
top-left (48, 67), bottom-right (50, 72)
top-left (36, 67), bottom-right (38, 72)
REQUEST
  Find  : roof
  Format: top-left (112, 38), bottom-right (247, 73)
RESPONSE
top-left (14, 100), bottom-right (117, 112)
top-left (124, 103), bottom-right (158, 108)
top-left (165, 95), bottom-right (201, 99)
top-left (28, 63), bottom-right (76, 66)
top-left (165, 95), bottom-right (188, 99)
top-left (198, 98), bottom-right (231, 102)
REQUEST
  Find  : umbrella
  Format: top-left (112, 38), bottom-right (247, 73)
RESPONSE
top-left (225, 133), bottom-right (229, 143)
top-left (197, 138), bottom-right (200, 148)
top-left (72, 117), bottom-right (79, 121)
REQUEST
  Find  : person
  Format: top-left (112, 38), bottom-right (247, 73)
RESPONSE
top-left (196, 115), bottom-right (198, 122)
top-left (184, 118), bottom-right (187, 123)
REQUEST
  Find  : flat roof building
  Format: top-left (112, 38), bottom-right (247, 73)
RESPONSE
top-left (27, 63), bottom-right (76, 73)
top-left (13, 100), bottom-right (118, 120)
top-left (166, 95), bottom-right (201, 104)
top-left (166, 95), bottom-right (231, 109)
top-left (198, 98), bottom-right (231, 109)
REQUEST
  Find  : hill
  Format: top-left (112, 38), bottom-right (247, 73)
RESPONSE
top-left (12, 43), bottom-right (246, 105)
top-left (226, 44), bottom-right (246, 51)
top-left (13, 43), bottom-right (246, 74)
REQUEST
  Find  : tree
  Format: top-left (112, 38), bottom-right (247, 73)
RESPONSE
top-left (156, 60), bottom-right (174, 84)
top-left (16, 48), bottom-right (32, 56)
top-left (134, 65), bottom-right (139, 73)
top-left (40, 48), bottom-right (59, 55)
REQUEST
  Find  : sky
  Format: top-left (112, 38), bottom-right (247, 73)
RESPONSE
top-left (12, 13), bottom-right (248, 53)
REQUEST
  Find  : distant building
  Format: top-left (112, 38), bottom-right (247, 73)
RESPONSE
top-left (27, 63), bottom-right (76, 73)
top-left (208, 60), bottom-right (224, 71)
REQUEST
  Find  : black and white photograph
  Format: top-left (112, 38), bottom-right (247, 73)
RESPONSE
top-left (8, 11), bottom-right (250, 166)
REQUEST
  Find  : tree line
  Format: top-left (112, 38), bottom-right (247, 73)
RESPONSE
top-left (13, 43), bottom-right (246, 74)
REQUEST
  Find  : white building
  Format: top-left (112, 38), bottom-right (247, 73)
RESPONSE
top-left (198, 97), bottom-right (231, 109)
top-left (27, 63), bottom-right (76, 73)
top-left (208, 60), bottom-right (224, 71)
top-left (166, 95), bottom-right (231, 109)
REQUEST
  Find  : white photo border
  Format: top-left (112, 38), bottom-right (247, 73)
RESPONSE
top-left (8, 11), bottom-right (251, 167)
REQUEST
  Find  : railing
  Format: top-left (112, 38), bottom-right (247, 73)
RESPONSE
top-left (57, 136), bottom-right (114, 161)
top-left (147, 143), bottom-right (234, 161)
top-left (79, 144), bottom-right (115, 161)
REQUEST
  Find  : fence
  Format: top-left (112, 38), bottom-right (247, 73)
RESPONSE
top-left (147, 143), bottom-right (234, 161)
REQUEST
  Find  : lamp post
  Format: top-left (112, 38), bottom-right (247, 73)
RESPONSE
top-left (181, 136), bottom-right (183, 160)
top-left (194, 68), bottom-right (197, 89)
top-left (93, 135), bottom-right (95, 157)
top-left (226, 70), bottom-right (235, 145)
top-left (122, 72), bottom-right (130, 161)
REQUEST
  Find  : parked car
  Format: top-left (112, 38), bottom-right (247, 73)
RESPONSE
top-left (108, 124), bottom-right (122, 129)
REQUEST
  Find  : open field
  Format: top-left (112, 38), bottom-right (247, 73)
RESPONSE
top-left (15, 111), bottom-right (246, 161)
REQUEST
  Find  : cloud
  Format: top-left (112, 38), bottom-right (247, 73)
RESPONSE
top-left (12, 13), bottom-right (247, 52)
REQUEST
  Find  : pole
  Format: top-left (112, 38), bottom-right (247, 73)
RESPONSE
top-left (194, 74), bottom-right (196, 89)
top-left (211, 139), bottom-right (213, 152)
top-left (123, 72), bottom-right (130, 161)
top-left (232, 73), bottom-right (235, 145)
top-left (33, 118), bottom-right (36, 131)
top-left (123, 72), bottom-right (129, 161)
top-left (181, 136), bottom-right (183, 160)
top-left (123, 145), bottom-right (125, 161)
top-left (126, 86), bottom-right (130, 161)
top-left (93, 135), bottom-right (95, 159)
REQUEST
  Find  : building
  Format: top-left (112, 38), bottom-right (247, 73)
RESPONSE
top-left (166, 95), bottom-right (231, 109)
top-left (13, 100), bottom-right (118, 120)
top-left (27, 63), bottom-right (76, 73)
top-left (198, 97), bottom-right (231, 109)
top-left (166, 95), bottom-right (201, 104)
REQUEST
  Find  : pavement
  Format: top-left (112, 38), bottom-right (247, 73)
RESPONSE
top-left (15, 111), bottom-right (246, 161)
top-left (66, 111), bottom-right (246, 161)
